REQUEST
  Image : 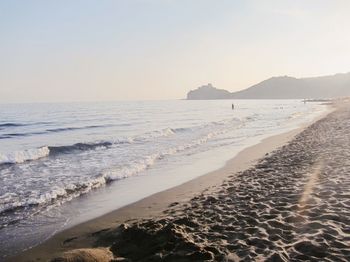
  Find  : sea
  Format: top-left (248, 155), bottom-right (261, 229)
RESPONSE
top-left (0, 99), bottom-right (328, 257)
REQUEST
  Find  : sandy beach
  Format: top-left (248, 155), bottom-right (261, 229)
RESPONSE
top-left (10, 102), bottom-right (350, 262)
top-left (3, 1), bottom-right (350, 261)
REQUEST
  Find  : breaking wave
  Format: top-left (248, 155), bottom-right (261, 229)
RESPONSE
top-left (0, 127), bottom-right (182, 165)
top-left (0, 147), bottom-right (50, 165)
top-left (0, 117), bottom-right (243, 166)
top-left (0, 124), bottom-right (235, 215)
top-left (48, 142), bottom-right (114, 156)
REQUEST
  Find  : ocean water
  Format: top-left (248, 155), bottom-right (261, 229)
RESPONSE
top-left (0, 100), bottom-right (327, 257)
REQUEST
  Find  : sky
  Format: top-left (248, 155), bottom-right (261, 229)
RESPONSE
top-left (1, 0), bottom-right (350, 102)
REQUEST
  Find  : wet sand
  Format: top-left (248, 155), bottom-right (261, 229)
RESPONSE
top-left (106, 103), bottom-right (349, 261)
top-left (10, 103), bottom-right (343, 262)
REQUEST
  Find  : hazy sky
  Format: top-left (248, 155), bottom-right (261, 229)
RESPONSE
top-left (1, 0), bottom-right (350, 102)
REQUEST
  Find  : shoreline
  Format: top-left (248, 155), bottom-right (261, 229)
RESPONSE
top-left (8, 106), bottom-right (332, 261)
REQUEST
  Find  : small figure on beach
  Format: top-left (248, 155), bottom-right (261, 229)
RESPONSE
top-left (232, 103), bottom-right (235, 110)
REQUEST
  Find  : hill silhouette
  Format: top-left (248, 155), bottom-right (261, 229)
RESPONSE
top-left (186, 73), bottom-right (350, 99)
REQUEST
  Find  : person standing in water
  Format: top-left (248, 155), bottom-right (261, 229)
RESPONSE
top-left (232, 103), bottom-right (234, 110)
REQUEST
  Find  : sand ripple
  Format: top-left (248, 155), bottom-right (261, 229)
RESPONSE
top-left (58, 106), bottom-right (350, 261)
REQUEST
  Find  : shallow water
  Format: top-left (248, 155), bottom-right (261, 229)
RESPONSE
top-left (0, 100), bottom-right (327, 257)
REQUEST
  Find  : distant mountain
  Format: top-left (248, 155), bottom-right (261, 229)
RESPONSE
top-left (186, 73), bottom-right (350, 99)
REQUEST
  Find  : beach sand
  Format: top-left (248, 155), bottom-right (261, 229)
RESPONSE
top-left (10, 102), bottom-right (350, 262)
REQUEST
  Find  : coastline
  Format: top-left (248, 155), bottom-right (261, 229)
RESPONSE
top-left (8, 105), bottom-right (333, 262)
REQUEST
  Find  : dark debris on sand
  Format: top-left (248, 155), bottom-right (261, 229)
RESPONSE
top-left (57, 106), bottom-right (350, 262)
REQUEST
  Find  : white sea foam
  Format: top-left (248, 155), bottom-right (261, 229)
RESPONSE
top-left (0, 146), bottom-right (50, 165)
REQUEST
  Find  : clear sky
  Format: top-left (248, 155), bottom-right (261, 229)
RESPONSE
top-left (1, 0), bottom-right (350, 102)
